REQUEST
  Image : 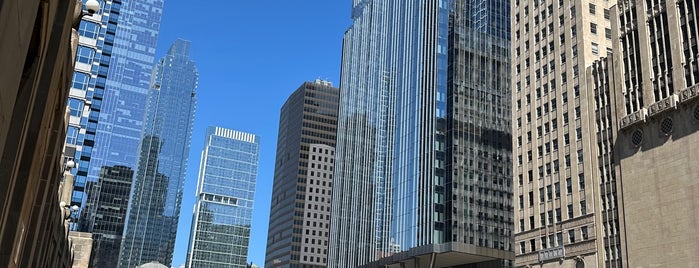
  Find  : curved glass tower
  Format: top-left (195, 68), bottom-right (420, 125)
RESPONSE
top-left (329, 0), bottom-right (514, 267)
top-left (118, 39), bottom-right (198, 268)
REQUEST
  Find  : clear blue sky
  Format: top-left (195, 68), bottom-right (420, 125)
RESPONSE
top-left (154, 1), bottom-right (351, 266)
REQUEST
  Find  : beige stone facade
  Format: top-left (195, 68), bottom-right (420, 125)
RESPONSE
top-left (609, 0), bottom-right (699, 266)
top-left (69, 231), bottom-right (94, 268)
top-left (511, 0), bottom-right (621, 266)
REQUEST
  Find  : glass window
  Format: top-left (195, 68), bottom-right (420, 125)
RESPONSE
top-left (75, 45), bottom-right (95, 64)
top-left (592, 42), bottom-right (600, 55)
top-left (72, 72), bottom-right (90, 91)
top-left (590, 23), bottom-right (597, 34)
top-left (589, 3), bottom-right (596, 14)
top-left (78, 20), bottom-right (100, 39)
top-left (67, 98), bottom-right (84, 117)
top-left (66, 126), bottom-right (79, 144)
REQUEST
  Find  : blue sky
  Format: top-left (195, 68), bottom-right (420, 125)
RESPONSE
top-left (153, 1), bottom-right (351, 266)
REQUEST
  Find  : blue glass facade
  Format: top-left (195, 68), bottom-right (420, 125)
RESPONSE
top-left (70, 1), bottom-right (164, 266)
top-left (186, 127), bottom-right (260, 268)
top-left (329, 1), bottom-right (513, 267)
top-left (118, 39), bottom-right (197, 268)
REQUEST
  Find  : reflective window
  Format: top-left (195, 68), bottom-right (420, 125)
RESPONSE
top-left (78, 20), bottom-right (100, 39)
top-left (72, 72), bottom-right (90, 90)
top-left (67, 98), bottom-right (84, 117)
top-left (76, 45), bottom-right (95, 64)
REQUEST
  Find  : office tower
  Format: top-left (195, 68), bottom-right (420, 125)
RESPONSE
top-left (119, 39), bottom-right (198, 268)
top-left (0, 0), bottom-right (81, 266)
top-left (80, 165), bottom-right (134, 268)
top-left (68, 0), bottom-right (164, 264)
top-left (329, 1), bottom-right (513, 267)
top-left (186, 127), bottom-right (260, 268)
top-left (265, 80), bottom-right (339, 267)
top-left (510, 0), bottom-right (622, 266)
top-left (598, 1), bottom-right (699, 266)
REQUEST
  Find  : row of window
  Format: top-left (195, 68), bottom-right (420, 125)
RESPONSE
top-left (519, 225), bottom-right (589, 254)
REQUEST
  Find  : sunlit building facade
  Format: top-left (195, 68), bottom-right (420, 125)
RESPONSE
top-left (118, 39), bottom-right (197, 268)
top-left (265, 80), bottom-right (339, 267)
top-left (186, 127), bottom-right (260, 268)
top-left (70, 0), bottom-right (165, 265)
top-left (329, 1), bottom-right (514, 267)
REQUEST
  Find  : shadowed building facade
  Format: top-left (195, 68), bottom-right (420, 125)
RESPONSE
top-left (265, 80), bottom-right (339, 267)
top-left (0, 0), bottom-right (85, 267)
top-left (591, 1), bottom-right (699, 266)
top-left (186, 127), bottom-right (260, 268)
top-left (329, 1), bottom-right (514, 267)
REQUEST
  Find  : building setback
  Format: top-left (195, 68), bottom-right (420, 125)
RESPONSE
top-left (599, 0), bottom-right (699, 266)
top-left (119, 39), bottom-right (197, 268)
top-left (510, 0), bottom-right (623, 266)
top-left (186, 127), bottom-right (260, 268)
top-left (329, 1), bottom-right (513, 267)
top-left (265, 80), bottom-right (339, 267)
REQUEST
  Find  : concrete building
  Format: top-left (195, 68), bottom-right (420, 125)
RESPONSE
top-left (510, 0), bottom-right (622, 266)
top-left (604, 0), bottom-right (699, 266)
top-left (0, 0), bottom-right (86, 267)
top-left (329, 1), bottom-right (514, 267)
top-left (265, 80), bottom-right (339, 267)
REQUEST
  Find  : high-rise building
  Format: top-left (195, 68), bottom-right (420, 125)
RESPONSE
top-left (186, 127), bottom-right (260, 268)
top-left (329, 1), bottom-right (513, 267)
top-left (67, 0), bottom-right (165, 216)
top-left (80, 165), bottom-right (134, 268)
top-left (68, 0), bottom-right (165, 264)
top-left (119, 39), bottom-right (198, 268)
top-left (264, 80), bottom-right (339, 267)
top-left (593, 1), bottom-right (699, 266)
top-left (510, 0), bottom-right (622, 266)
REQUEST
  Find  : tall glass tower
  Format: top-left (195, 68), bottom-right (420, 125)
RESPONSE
top-left (70, 0), bottom-right (164, 266)
top-left (118, 39), bottom-right (198, 268)
top-left (186, 127), bottom-right (260, 268)
top-left (328, 1), bottom-right (514, 267)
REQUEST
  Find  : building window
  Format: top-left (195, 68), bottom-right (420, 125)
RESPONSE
top-left (66, 126), bottom-right (80, 144)
top-left (76, 46), bottom-right (95, 65)
top-left (569, 229), bottom-right (576, 243)
top-left (580, 201), bottom-right (587, 215)
top-left (604, 8), bottom-right (610, 19)
top-left (566, 178), bottom-right (572, 193)
top-left (582, 226), bottom-right (589, 240)
top-left (589, 3), bottom-right (596, 14)
top-left (567, 204), bottom-right (574, 219)
top-left (72, 72), bottom-right (91, 91)
top-left (67, 98), bottom-right (84, 117)
top-left (590, 23), bottom-right (597, 34)
top-left (605, 28), bottom-right (612, 39)
top-left (592, 42), bottom-right (600, 55)
top-left (78, 20), bottom-right (100, 39)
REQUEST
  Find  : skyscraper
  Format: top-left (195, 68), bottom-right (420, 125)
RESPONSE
top-left (80, 165), bottom-right (134, 268)
top-left (68, 0), bottom-right (165, 265)
top-left (265, 80), bottom-right (339, 267)
top-left (186, 127), bottom-right (260, 268)
top-left (118, 39), bottom-right (198, 268)
top-left (329, 1), bottom-right (513, 267)
top-left (510, 0), bottom-right (621, 266)
top-left (592, 1), bottom-right (699, 266)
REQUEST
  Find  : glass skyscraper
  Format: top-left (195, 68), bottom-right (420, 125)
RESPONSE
top-left (329, 1), bottom-right (513, 267)
top-left (186, 127), bottom-right (260, 268)
top-left (118, 39), bottom-right (198, 268)
top-left (69, 0), bottom-right (164, 266)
